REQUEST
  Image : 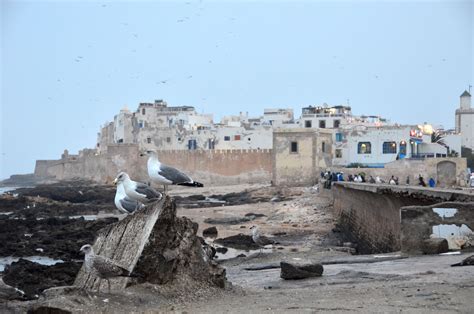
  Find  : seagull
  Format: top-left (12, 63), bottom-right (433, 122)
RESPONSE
top-left (113, 172), bottom-right (162, 204)
top-left (80, 244), bottom-right (137, 293)
top-left (0, 277), bottom-right (24, 306)
top-left (250, 226), bottom-right (276, 253)
top-left (451, 255), bottom-right (474, 267)
top-left (113, 181), bottom-right (145, 214)
top-left (141, 150), bottom-right (204, 192)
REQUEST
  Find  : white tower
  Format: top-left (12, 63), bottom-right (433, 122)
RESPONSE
top-left (455, 90), bottom-right (474, 149)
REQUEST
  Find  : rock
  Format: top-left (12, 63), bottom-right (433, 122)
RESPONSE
top-left (280, 261), bottom-right (324, 280)
top-left (204, 216), bottom-right (255, 225)
top-left (244, 213), bottom-right (266, 218)
top-left (422, 238), bottom-right (449, 254)
top-left (214, 234), bottom-right (260, 250)
top-left (202, 226), bottom-right (218, 238)
top-left (3, 259), bottom-right (82, 299)
top-left (215, 247), bottom-right (228, 254)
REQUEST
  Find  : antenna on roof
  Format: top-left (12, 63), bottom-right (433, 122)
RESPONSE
top-left (469, 85), bottom-right (472, 93)
top-left (347, 99), bottom-right (350, 106)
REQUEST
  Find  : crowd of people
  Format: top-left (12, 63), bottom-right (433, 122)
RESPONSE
top-left (321, 171), bottom-right (436, 189)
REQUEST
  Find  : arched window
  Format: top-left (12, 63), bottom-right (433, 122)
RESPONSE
top-left (358, 142), bottom-right (371, 154)
top-left (399, 141), bottom-right (407, 156)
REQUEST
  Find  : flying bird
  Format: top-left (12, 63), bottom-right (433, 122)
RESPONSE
top-left (114, 181), bottom-right (145, 214)
top-left (113, 172), bottom-right (162, 203)
top-left (141, 150), bottom-right (204, 191)
top-left (0, 277), bottom-right (24, 305)
top-left (80, 244), bottom-right (137, 292)
top-left (250, 226), bottom-right (276, 253)
top-left (451, 255), bottom-right (474, 267)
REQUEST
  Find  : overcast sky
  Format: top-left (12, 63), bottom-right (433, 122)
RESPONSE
top-left (1, 0), bottom-right (473, 179)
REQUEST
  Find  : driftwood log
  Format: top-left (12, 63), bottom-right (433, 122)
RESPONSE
top-left (74, 195), bottom-right (226, 291)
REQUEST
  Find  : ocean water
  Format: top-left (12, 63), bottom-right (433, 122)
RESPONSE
top-left (0, 186), bottom-right (19, 194)
top-left (0, 256), bottom-right (64, 272)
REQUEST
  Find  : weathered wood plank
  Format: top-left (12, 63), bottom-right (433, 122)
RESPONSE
top-left (74, 196), bottom-right (166, 291)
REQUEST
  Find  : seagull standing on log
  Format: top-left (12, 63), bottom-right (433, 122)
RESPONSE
top-left (113, 180), bottom-right (145, 214)
top-left (141, 150), bottom-right (204, 191)
top-left (80, 244), bottom-right (138, 293)
top-left (113, 172), bottom-right (162, 204)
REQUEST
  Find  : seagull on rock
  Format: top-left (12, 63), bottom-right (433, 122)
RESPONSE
top-left (142, 150), bottom-right (204, 191)
top-left (0, 277), bottom-right (24, 305)
top-left (80, 244), bottom-right (137, 292)
top-left (451, 254), bottom-right (474, 267)
top-left (113, 172), bottom-right (162, 204)
top-left (113, 180), bottom-right (145, 214)
top-left (250, 226), bottom-right (276, 253)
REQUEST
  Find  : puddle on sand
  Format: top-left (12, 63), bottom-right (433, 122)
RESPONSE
top-left (0, 256), bottom-right (64, 272)
top-left (204, 237), bottom-right (273, 260)
top-left (215, 247), bottom-right (273, 260)
top-left (432, 208), bottom-right (457, 218)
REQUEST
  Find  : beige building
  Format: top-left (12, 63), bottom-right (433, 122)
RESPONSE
top-left (272, 129), bottom-right (333, 186)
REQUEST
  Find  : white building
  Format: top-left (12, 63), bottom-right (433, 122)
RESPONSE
top-left (455, 90), bottom-right (474, 150)
top-left (300, 104), bottom-right (389, 130)
top-left (332, 125), bottom-right (449, 167)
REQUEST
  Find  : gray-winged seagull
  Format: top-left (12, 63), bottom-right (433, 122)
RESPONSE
top-left (113, 180), bottom-right (145, 214)
top-left (113, 172), bottom-right (162, 204)
top-left (80, 244), bottom-right (137, 292)
top-left (141, 150), bottom-right (203, 191)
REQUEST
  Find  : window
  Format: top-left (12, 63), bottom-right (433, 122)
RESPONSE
top-left (319, 120), bottom-right (326, 128)
top-left (142, 108), bottom-right (146, 115)
top-left (322, 141), bottom-right (326, 153)
top-left (358, 142), bottom-right (371, 154)
top-left (224, 136), bottom-right (230, 141)
top-left (335, 133), bottom-right (343, 142)
top-left (383, 141), bottom-right (397, 154)
top-left (290, 141), bottom-right (298, 153)
top-left (248, 137), bottom-right (251, 141)
top-left (333, 120), bottom-right (340, 128)
top-left (234, 135), bottom-right (241, 141)
top-left (117, 139), bottom-right (123, 143)
top-left (166, 137), bottom-right (171, 143)
top-left (188, 139), bottom-right (197, 150)
top-left (138, 120), bottom-right (144, 128)
top-left (305, 120), bottom-right (312, 128)
top-left (147, 137), bottom-right (151, 144)
top-left (335, 149), bottom-right (342, 158)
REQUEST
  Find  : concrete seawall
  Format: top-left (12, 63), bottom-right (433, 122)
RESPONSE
top-left (332, 182), bottom-right (474, 254)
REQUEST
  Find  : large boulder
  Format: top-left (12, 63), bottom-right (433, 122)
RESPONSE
top-left (202, 226), bottom-right (218, 238)
top-left (280, 260), bottom-right (324, 280)
top-left (422, 238), bottom-right (449, 255)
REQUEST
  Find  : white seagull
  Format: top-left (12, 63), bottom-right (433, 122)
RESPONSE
top-left (250, 226), bottom-right (276, 253)
top-left (80, 244), bottom-right (137, 293)
top-left (113, 181), bottom-right (145, 214)
top-left (113, 172), bottom-right (162, 204)
top-left (141, 150), bottom-right (203, 191)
